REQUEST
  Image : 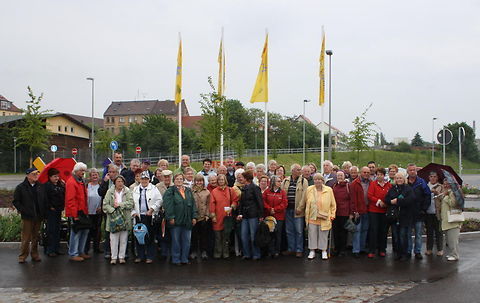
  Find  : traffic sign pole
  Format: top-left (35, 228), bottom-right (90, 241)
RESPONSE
top-left (443, 128), bottom-right (446, 165)
top-left (459, 127), bottom-right (465, 176)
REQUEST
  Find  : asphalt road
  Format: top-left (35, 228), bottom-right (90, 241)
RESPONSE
top-left (1, 234), bottom-right (480, 302)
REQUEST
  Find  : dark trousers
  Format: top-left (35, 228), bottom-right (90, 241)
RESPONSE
top-left (191, 220), bottom-right (210, 254)
top-left (269, 220), bottom-right (284, 255)
top-left (399, 225), bottom-right (411, 257)
top-left (425, 214), bottom-right (443, 251)
top-left (46, 209), bottom-right (62, 254)
top-left (368, 212), bottom-right (387, 254)
top-left (85, 214), bottom-right (102, 253)
top-left (134, 215), bottom-right (156, 260)
top-left (332, 216), bottom-right (348, 254)
top-left (390, 222), bottom-right (401, 255)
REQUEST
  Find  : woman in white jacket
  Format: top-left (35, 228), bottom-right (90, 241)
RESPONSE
top-left (131, 171), bottom-right (163, 263)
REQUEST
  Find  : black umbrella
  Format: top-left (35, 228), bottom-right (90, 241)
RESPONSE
top-left (442, 169), bottom-right (465, 209)
top-left (417, 163), bottom-right (463, 186)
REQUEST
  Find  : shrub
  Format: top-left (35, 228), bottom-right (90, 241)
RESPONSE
top-left (0, 214), bottom-right (21, 241)
top-left (461, 219), bottom-right (480, 232)
top-left (462, 186), bottom-right (480, 195)
top-left (0, 189), bottom-right (14, 208)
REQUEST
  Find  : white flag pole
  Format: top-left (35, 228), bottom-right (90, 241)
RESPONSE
top-left (220, 27), bottom-right (224, 165)
top-left (321, 105), bottom-right (325, 174)
top-left (264, 101), bottom-right (268, 168)
top-left (178, 33), bottom-right (182, 168)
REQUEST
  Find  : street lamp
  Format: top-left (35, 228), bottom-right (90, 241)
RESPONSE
top-left (326, 49), bottom-right (333, 160)
top-left (302, 99), bottom-right (311, 165)
top-left (13, 137), bottom-right (17, 173)
top-left (431, 117), bottom-right (437, 163)
top-left (86, 77), bottom-right (95, 168)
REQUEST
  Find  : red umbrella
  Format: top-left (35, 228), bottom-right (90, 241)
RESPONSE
top-left (417, 163), bottom-right (463, 186)
top-left (38, 158), bottom-right (77, 184)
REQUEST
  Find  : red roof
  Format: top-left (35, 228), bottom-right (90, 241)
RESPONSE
top-left (182, 116), bottom-right (202, 130)
top-left (0, 95), bottom-right (22, 112)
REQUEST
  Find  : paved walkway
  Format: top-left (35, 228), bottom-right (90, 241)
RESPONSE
top-left (1, 234), bottom-right (480, 302)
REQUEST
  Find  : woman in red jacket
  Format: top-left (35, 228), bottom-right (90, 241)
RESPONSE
top-left (65, 162), bottom-right (89, 262)
top-left (367, 167), bottom-right (392, 258)
top-left (332, 171), bottom-right (354, 257)
top-left (262, 175), bottom-right (288, 258)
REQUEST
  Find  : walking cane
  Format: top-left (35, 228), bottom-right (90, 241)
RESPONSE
top-left (327, 228), bottom-right (332, 258)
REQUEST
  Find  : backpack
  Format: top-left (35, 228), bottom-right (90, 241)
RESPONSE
top-left (255, 221), bottom-right (271, 249)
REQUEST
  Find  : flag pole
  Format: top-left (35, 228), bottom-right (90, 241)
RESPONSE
top-left (219, 27), bottom-right (224, 165)
top-left (319, 26), bottom-right (326, 174)
top-left (321, 105), bottom-right (325, 174)
top-left (177, 32), bottom-right (182, 167)
top-left (264, 101), bottom-right (268, 167)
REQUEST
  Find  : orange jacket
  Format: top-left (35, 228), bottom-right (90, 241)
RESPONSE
top-left (209, 186), bottom-right (238, 231)
top-left (65, 176), bottom-right (88, 218)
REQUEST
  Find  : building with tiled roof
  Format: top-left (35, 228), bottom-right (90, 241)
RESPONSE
top-left (0, 94), bottom-right (23, 116)
top-left (103, 100), bottom-right (189, 134)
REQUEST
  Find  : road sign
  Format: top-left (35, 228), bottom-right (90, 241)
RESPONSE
top-left (110, 140), bottom-right (119, 151)
top-left (50, 145), bottom-right (58, 152)
top-left (72, 148), bottom-right (78, 156)
top-left (437, 129), bottom-right (453, 145)
top-left (136, 146), bottom-right (142, 154)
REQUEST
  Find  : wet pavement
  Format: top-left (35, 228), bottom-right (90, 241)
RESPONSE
top-left (1, 234), bottom-right (480, 302)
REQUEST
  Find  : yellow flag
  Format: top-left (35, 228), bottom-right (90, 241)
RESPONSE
top-left (175, 38), bottom-right (182, 105)
top-left (250, 34), bottom-right (268, 103)
top-left (319, 29), bottom-right (326, 106)
top-left (218, 37), bottom-right (225, 98)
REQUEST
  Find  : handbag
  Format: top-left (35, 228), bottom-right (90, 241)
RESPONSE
top-left (317, 211), bottom-right (329, 220)
top-left (447, 209), bottom-right (465, 223)
top-left (109, 208), bottom-right (128, 233)
top-left (386, 205), bottom-right (399, 223)
top-left (344, 218), bottom-right (356, 233)
top-left (72, 210), bottom-right (92, 233)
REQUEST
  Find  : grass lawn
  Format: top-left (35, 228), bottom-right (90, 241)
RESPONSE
top-left (191, 150), bottom-right (480, 172)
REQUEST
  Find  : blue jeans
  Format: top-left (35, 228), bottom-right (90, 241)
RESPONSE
top-left (68, 228), bottom-right (89, 257)
top-left (399, 225), bottom-right (411, 257)
top-left (408, 221), bottom-right (423, 254)
top-left (352, 213), bottom-right (369, 253)
top-left (46, 209), bottom-right (62, 254)
top-left (241, 218), bottom-right (261, 259)
top-left (390, 222), bottom-right (401, 254)
top-left (285, 209), bottom-right (304, 253)
top-left (170, 226), bottom-right (192, 264)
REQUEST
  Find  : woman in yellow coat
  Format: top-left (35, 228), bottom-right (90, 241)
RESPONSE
top-left (304, 173), bottom-right (336, 260)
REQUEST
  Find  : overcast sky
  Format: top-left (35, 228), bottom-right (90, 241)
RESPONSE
top-left (2, 0), bottom-right (479, 143)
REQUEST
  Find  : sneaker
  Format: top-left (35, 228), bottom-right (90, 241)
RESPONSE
top-left (436, 250), bottom-right (444, 256)
top-left (415, 253), bottom-right (423, 260)
top-left (367, 253), bottom-right (375, 258)
top-left (145, 259), bottom-right (153, 264)
top-left (70, 256), bottom-right (84, 262)
top-left (119, 258), bottom-right (126, 264)
top-left (321, 251), bottom-right (328, 260)
top-left (201, 251), bottom-right (208, 260)
top-left (134, 258), bottom-right (142, 263)
top-left (110, 259), bottom-right (117, 265)
top-left (18, 258), bottom-right (26, 264)
top-left (307, 250), bottom-right (316, 260)
top-left (190, 252), bottom-right (197, 260)
top-left (425, 250), bottom-right (433, 256)
top-left (447, 256), bottom-right (458, 261)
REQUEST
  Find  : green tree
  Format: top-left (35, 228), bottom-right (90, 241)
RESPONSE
top-left (445, 122), bottom-right (480, 163)
top-left (15, 87), bottom-right (51, 165)
top-left (411, 132), bottom-right (425, 147)
top-left (347, 104), bottom-right (376, 162)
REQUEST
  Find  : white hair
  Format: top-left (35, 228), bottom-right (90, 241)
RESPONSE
top-left (342, 161), bottom-right (352, 169)
top-left (208, 174), bottom-right (218, 181)
top-left (130, 158), bottom-right (140, 165)
top-left (235, 168), bottom-right (245, 178)
top-left (89, 167), bottom-right (99, 174)
top-left (246, 162), bottom-right (256, 169)
top-left (268, 159), bottom-right (277, 166)
top-left (73, 162), bottom-right (87, 173)
top-left (290, 163), bottom-right (301, 172)
top-left (301, 165), bottom-right (310, 170)
top-left (256, 164), bottom-right (266, 170)
top-left (323, 160), bottom-right (333, 168)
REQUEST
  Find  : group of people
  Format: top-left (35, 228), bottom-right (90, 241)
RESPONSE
top-left (12, 152), bottom-right (464, 265)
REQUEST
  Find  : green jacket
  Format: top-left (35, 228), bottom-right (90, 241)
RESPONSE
top-left (103, 186), bottom-right (134, 233)
top-left (163, 186), bottom-right (198, 230)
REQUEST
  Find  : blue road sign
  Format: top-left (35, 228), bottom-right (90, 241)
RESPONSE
top-left (50, 145), bottom-right (58, 152)
top-left (110, 140), bottom-right (119, 151)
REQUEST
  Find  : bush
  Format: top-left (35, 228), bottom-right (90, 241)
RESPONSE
top-left (462, 186), bottom-right (480, 195)
top-left (0, 214), bottom-right (21, 241)
top-left (0, 189), bottom-right (14, 208)
top-left (461, 219), bottom-right (480, 232)
top-left (391, 142), bottom-right (412, 153)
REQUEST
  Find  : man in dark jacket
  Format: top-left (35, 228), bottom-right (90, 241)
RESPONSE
top-left (13, 168), bottom-right (46, 263)
top-left (121, 158), bottom-right (140, 187)
top-left (406, 163), bottom-right (431, 260)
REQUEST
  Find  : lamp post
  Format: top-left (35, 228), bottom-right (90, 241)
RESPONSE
top-left (326, 49), bottom-right (333, 160)
top-left (13, 137), bottom-right (17, 173)
top-left (86, 77), bottom-right (95, 168)
top-left (302, 99), bottom-right (310, 165)
top-left (431, 117), bottom-right (437, 163)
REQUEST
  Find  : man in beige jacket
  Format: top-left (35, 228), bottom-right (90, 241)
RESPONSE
top-left (281, 164), bottom-right (309, 257)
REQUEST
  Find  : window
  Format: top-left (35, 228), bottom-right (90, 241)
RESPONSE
top-left (58, 126), bottom-right (61, 131)
top-left (0, 101), bottom-right (8, 110)
top-left (119, 117), bottom-right (125, 123)
top-left (111, 117), bottom-right (115, 123)
top-left (106, 117), bottom-right (110, 123)
top-left (2, 112), bottom-right (5, 116)
top-left (128, 116), bottom-right (133, 123)
top-left (64, 126), bottom-right (68, 132)
top-left (71, 127), bottom-right (74, 133)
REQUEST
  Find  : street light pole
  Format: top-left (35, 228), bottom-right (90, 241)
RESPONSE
top-left (13, 137), bottom-right (17, 173)
top-left (326, 49), bottom-right (333, 160)
top-left (86, 77), bottom-right (95, 168)
top-left (302, 99), bottom-right (310, 165)
top-left (432, 117), bottom-right (437, 163)
top-left (459, 127), bottom-right (465, 176)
